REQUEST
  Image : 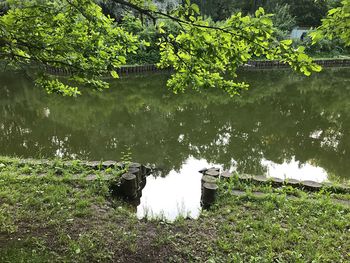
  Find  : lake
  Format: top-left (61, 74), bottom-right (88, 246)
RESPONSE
top-left (1, 68), bottom-right (349, 219)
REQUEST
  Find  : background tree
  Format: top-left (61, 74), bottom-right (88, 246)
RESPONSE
top-left (191, 0), bottom-right (237, 21)
top-left (192, 0), bottom-right (331, 27)
top-left (269, 3), bottom-right (296, 40)
top-left (280, 0), bottom-right (329, 27)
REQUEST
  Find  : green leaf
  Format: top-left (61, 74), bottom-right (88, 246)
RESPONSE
top-left (281, 39), bottom-right (292, 46)
top-left (311, 64), bottom-right (322, 72)
top-left (110, 70), bottom-right (119, 79)
top-left (328, 8), bottom-right (339, 15)
top-left (255, 7), bottom-right (265, 17)
top-left (298, 53), bottom-right (309, 61)
top-left (191, 4), bottom-right (200, 15)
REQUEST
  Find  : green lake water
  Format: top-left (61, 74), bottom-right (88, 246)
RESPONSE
top-left (1, 68), bottom-right (350, 219)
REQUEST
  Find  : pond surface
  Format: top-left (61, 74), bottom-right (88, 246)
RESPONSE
top-left (1, 68), bottom-right (350, 219)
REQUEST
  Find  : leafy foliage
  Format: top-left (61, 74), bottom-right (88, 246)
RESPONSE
top-left (158, 4), bottom-right (321, 96)
top-left (295, 33), bottom-right (348, 58)
top-left (1, 0), bottom-right (322, 96)
top-left (0, 0), bottom-right (139, 95)
top-left (311, 0), bottom-right (350, 47)
top-left (120, 14), bottom-right (159, 64)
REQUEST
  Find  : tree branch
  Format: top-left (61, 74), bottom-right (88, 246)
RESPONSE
top-left (111, 0), bottom-right (156, 23)
top-left (110, 0), bottom-right (271, 52)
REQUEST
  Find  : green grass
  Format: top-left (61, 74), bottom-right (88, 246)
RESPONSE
top-left (0, 157), bottom-right (349, 262)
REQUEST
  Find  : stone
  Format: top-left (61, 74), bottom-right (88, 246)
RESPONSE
top-left (100, 174), bottom-right (114, 181)
top-left (301, 180), bottom-right (322, 191)
top-left (63, 161), bottom-right (74, 167)
top-left (253, 191), bottom-right (267, 197)
top-left (285, 178), bottom-right (300, 186)
top-left (85, 174), bottom-right (98, 181)
top-left (221, 170), bottom-right (232, 179)
top-left (85, 161), bottom-right (101, 170)
top-left (238, 174), bottom-right (252, 181)
top-left (232, 190), bottom-right (245, 196)
top-left (269, 177), bottom-right (284, 186)
top-left (116, 162), bottom-right (125, 169)
top-left (102, 161), bottom-right (116, 168)
top-left (39, 159), bottom-right (51, 166)
top-left (252, 175), bottom-right (269, 183)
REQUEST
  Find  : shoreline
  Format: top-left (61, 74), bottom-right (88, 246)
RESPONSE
top-left (42, 58), bottom-right (350, 76)
top-left (1, 156), bottom-right (350, 262)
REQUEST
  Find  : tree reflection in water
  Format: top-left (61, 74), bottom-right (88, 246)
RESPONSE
top-left (0, 68), bottom-right (349, 180)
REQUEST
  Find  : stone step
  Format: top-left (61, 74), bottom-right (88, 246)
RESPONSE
top-left (230, 189), bottom-right (350, 207)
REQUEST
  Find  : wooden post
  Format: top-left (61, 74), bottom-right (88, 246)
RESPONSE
top-left (204, 169), bottom-right (220, 178)
top-left (198, 168), bottom-right (208, 174)
top-left (140, 177), bottom-right (147, 190)
top-left (144, 164), bottom-right (152, 175)
top-left (129, 162), bottom-right (145, 175)
top-left (208, 167), bottom-right (220, 172)
top-left (201, 175), bottom-right (218, 185)
top-left (221, 170), bottom-right (232, 180)
top-left (121, 173), bottom-right (137, 198)
top-left (127, 167), bottom-right (140, 175)
top-left (201, 175), bottom-right (217, 192)
top-left (201, 183), bottom-right (218, 208)
top-left (127, 167), bottom-right (142, 188)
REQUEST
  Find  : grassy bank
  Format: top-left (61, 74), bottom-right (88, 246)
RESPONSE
top-left (0, 157), bottom-right (349, 262)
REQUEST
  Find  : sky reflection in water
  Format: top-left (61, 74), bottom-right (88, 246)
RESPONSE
top-left (137, 156), bottom-right (328, 220)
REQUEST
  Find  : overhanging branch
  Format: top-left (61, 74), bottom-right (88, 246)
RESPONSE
top-left (110, 0), bottom-right (271, 52)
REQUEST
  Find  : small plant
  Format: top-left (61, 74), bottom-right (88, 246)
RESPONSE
top-left (20, 165), bottom-right (32, 175)
top-left (120, 146), bottom-right (132, 167)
